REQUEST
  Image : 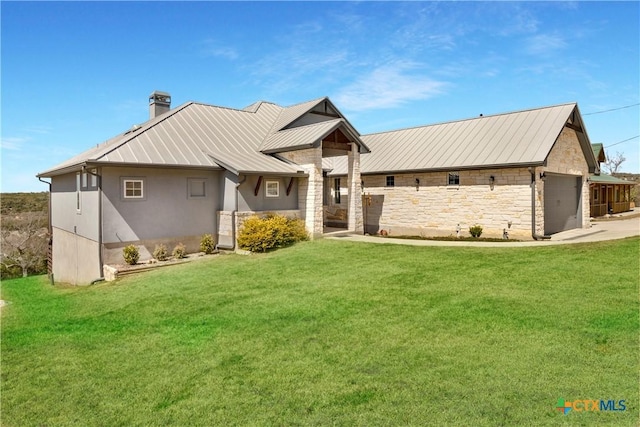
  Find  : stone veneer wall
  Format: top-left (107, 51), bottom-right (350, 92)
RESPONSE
top-left (347, 146), bottom-right (364, 233)
top-left (278, 148), bottom-right (323, 237)
top-left (362, 168), bottom-right (533, 239)
top-left (543, 126), bottom-right (591, 230)
top-left (361, 126), bottom-right (591, 239)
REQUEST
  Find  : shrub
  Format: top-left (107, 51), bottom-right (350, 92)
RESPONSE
top-left (237, 214), bottom-right (308, 253)
top-left (200, 234), bottom-right (216, 254)
top-left (469, 224), bottom-right (483, 238)
top-left (172, 243), bottom-right (187, 259)
top-left (153, 244), bottom-right (168, 261)
top-left (122, 245), bottom-right (139, 265)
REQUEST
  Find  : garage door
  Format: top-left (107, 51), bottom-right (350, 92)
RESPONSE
top-left (544, 174), bottom-right (581, 235)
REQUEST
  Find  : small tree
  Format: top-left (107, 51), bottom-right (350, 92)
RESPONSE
top-left (0, 212), bottom-right (49, 278)
top-left (603, 151), bottom-right (626, 174)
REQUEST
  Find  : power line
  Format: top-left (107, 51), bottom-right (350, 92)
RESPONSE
top-left (583, 103), bottom-right (640, 116)
top-left (604, 135), bottom-right (639, 148)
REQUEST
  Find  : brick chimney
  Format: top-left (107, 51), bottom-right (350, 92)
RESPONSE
top-left (149, 91), bottom-right (171, 119)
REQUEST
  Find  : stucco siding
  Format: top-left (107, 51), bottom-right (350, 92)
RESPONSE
top-left (100, 167), bottom-right (220, 262)
top-left (51, 172), bottom-right (100, 241)
top-left (52, 227), bottom-right (101, 285)
top-left (238, 175), bottom-right (299, 212)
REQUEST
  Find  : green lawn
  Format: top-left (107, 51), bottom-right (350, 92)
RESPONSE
top-left (2, 238), bottom-right (638, 426)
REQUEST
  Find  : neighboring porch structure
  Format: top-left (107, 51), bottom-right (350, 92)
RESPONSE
top-left (589, 174), bottom-right (633, 217)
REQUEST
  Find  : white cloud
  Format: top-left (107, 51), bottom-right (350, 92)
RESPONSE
top-left (201, 39), bottom-right (239, 60)
top-left (0, 136), bottom-right (29, 151)
top-left (526, 34), bottom-right (567, 55)
top-left (334, 63), bottom-right (448, 112)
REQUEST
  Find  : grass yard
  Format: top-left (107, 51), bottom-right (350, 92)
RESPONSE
top-left (2, 238), bottom-right (638, 426)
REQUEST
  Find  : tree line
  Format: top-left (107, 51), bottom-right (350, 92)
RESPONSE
top-left (1, 192), bottom-right (49, 279)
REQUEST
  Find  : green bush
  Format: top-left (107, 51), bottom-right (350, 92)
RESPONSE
top-left (153, 244), bottom-right (168, 261)
top-left (237, 214), bottom-right (308, 253)
top-left (469, 224), bottom-right (483, 238)
top-left (122, 245), bottom-right (139, 265)
top-left (172, 243), bottom-right (187, 259)
top-left (200, 234), bottom-right (216, 254)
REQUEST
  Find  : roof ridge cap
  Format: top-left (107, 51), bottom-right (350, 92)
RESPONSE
top-left (363, 102), bottom-right (578, 137)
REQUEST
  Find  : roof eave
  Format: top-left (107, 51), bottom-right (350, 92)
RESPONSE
top-left (360, 162), bottom-right (545, 176)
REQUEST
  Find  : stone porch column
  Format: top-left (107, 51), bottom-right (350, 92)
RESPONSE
top-left (279, 148), bottom-right (323, 238)
top-left (347, 144), bottom-right (364, 233)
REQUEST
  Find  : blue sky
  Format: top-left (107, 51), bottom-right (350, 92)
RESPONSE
top-left (2, 1), bottom-right (638, 192)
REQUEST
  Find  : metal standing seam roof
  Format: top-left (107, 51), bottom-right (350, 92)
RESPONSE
top-left (270, 97), bottom-right (328, 132)
top-left (261, 119), bottom-right (344, 153)
top-left (589, 174), bottom-right (633, 184)
top-left (38, 98), bottom-right (593, 179)
top-left (38, 101), bottom-right (309, 177)
top-left (358, 102), bottom-right (582, 174)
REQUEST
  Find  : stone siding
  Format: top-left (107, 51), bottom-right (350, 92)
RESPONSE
top-left (279, 148), bottom-right (323, 237)
top-left (361, 126), bottom-right (591, 239)
top-left (362, 168), bottom-right (533, 239)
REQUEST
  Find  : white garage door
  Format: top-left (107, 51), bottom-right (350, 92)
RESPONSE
top-left (544, 174), bottom-right (581, 235)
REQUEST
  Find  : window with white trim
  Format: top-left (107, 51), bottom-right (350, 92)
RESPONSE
top-left (448, 172), bottom-right (460, 186)
top-left (188, 178), bottom-right (206, 198)
top-left (124, 179), bottom-right (144, 199)
top-left (90, 169), bottom-right (97, 187)
top-left (265, 180), bottom-right (280, 198)
top-left (82, 171), bottom-right (88, 188)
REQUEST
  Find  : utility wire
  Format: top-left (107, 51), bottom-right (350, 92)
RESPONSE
top-left (583, 103), bottom-right (640, 116)
top-left (604, 135), bottom-right (639, 148)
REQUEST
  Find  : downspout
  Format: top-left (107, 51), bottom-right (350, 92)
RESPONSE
top-left (38, 176), bottom-right (54, 285)
top-left (530, 169), bottom-right (551, 240)
top-left (216, 174), bottom-right (247, 250)
top-left (84, 166), bottom-right (105, 281)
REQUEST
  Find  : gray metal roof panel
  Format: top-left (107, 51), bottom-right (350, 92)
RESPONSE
top-left (271, 97), bottom-right (327, 132)
top-left (360, 103), bottom-right (578, 174)
top-left (261, 119), bottom-right (343, 152)
top-left (207, 148), bottom-right (305, 175)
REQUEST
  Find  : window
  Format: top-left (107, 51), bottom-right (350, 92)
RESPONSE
top-left (448, 172), bottom-right (460, 186)
top-left (90, 169), bottom-right (97, 187)
top-left (334, 178), bottom-right (341, 204)
top-left (386, 176), bottom-right (395, 187)
top-left (188, 178), bottom-right (206, 198)
top-left (76, 172), bottom-right (81, 212)
top-left (124, 179), bottom-right (144, 199)
top-left (82, 171), bottom-right (88, 188)
top-left (265, 180), bottom-right (279, 198)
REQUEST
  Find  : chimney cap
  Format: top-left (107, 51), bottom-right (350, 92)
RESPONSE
top-left (149, 90), bottom-right (171, 103)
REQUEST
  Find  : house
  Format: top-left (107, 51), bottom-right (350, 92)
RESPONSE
top-left (589, 144), bottom-right (634, 217)
top-left (38, 92), bottom-right (598, 284)
top-left (325, 102), bottom-right (597, 239)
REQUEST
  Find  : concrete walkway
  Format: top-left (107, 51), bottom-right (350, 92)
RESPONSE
top-left (327, 209), bottom-right (640, 247)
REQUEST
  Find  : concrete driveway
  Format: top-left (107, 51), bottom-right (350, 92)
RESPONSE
top-left (329, 213), bottom-right (640, 247)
